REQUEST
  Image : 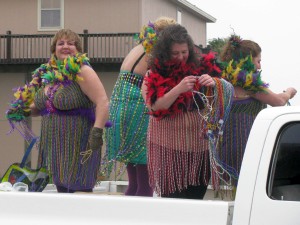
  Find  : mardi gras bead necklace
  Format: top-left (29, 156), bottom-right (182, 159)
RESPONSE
top-left (192, 79), bottom-right (238, 186)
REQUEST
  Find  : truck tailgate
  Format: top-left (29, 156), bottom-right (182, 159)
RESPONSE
top-left (0, 192), bottom-right (233, 225)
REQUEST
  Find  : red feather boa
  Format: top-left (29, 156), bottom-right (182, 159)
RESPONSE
top-left (145, 52), bottom-right (221, 119)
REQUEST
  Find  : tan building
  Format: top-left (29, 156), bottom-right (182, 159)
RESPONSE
top-left (0, 0), bottom-right (216, 177)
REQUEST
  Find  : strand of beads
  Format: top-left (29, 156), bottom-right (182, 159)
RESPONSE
top-left (192, 78), bottom-right (238, 188)
top-left (45, 84), bottom-right (61, 113)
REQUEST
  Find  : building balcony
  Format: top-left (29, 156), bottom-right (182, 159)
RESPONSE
top-left (0, 30), bottom-right (209, 66)
top-left (0, 30), bottom-right (137, 65)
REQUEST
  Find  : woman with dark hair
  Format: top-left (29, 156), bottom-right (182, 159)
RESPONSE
top-left (142, 24), bottom-right (234, 199)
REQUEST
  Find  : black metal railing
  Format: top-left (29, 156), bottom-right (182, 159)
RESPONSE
top-left (0, 30), bottom-right (137, 64)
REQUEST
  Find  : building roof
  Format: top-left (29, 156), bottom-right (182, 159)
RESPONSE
top-left (170, 0), bottom-right (216, 23)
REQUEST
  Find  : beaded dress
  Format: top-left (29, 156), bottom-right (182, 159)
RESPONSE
top-left (6, 54), bottom-right (101, 191)
top-left (219, 55), bottom-right (268, 187)
top-left (145, 57), bottom-right (234, 196)
top-left (34, 81), bottom-right (100, 190)
top-left (104, 22), bottom-right (159, 174)
top-left (219, 98), bottom-right (266, 186)
top-left (105, 70), bottom-right (149, 166)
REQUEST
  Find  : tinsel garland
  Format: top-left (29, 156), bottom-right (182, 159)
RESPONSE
top-left (145, 52), bottom-right (222, 119)
top-left (221, 55), bottom-right (269, 93)
top-left (6, 53), bottom-right (90, 122)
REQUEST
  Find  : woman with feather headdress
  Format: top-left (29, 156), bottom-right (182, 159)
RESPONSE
top-left (219, 35), bottom-right (297, 194)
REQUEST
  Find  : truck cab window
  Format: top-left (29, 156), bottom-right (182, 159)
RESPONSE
top-left (268, 122), bottom-right (300, 201)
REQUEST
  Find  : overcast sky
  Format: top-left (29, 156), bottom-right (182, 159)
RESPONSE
top-left (187, 0), bottom-right (300, 105)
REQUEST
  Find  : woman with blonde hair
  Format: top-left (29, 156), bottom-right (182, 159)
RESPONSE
top-left (104, 17), bottom-right (176, 197)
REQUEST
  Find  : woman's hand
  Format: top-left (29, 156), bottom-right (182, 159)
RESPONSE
top-left (285, 87), bottom-right (297, 99)
top-left (81, 127), bottom-right (103, 164)
top-left (197, 74), bottom-right (215, 87)
top-left (177, 75), bottom-right (198, 92)
top-left (89, 127), bottom-right (104, 151)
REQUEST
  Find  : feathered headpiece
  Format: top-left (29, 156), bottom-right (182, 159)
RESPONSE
top-left (134, 21), bottom-right (158, 54)
top-left (222, 55), bottom-right (269, 92)
top-left (229, 35), bottom-right (243, 48)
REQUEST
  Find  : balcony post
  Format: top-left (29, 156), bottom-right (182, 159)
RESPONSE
top-left (6, 30), bottom-right (12, 61)
top-left (83, 29), bottom-right (88, 53)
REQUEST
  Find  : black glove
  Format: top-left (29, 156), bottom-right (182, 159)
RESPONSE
top-left (81, 127), bottom-right (103, 164)
top-left (88, 127), bottom-right (103, 151)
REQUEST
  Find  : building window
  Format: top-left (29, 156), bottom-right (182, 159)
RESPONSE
top-left (177, 9), bottom-right (182, 24)
top-left (268, 122), bottom-right (300, 201)
top-left (38, 0), bottom-right (64, 31)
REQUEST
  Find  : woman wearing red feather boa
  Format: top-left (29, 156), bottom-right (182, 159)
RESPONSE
top-left (142, 24), bottom-right (233, 199)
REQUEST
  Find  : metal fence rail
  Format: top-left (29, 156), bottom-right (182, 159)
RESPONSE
top-left (0, 30), bottom-right (137, 64)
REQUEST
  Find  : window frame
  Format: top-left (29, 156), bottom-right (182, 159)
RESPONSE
top-left (177, 8), bottom-right (182, 24)
top-left (37, 0), bottom-right (64, 31)
top-left (267, 122), bottom-right (300, 201)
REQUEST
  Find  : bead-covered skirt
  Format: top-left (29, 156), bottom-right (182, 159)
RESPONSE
top-left (148, 110), bottom-right (210, 196)
top-left (219, 98), bottom-right (266, 186)
top-left (105, 71), bottom-right (149, 165)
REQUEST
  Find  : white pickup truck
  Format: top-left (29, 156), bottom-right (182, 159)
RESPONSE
top-left (1, 106), bottom-right (300, 225)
